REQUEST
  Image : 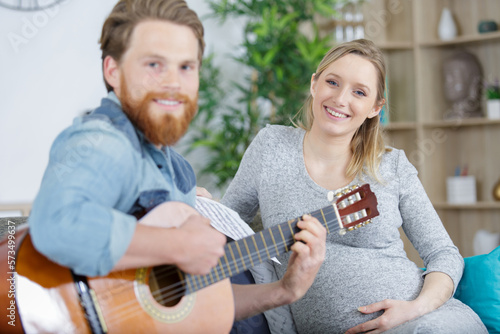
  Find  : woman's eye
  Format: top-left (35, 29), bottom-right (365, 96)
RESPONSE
top-left (327, 80), bottom-right (338, 87)
top-left (354, 90), bottom-right (366, 97)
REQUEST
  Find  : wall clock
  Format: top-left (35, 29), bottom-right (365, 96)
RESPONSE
top-left (0, 0), bottom-right (65, 11)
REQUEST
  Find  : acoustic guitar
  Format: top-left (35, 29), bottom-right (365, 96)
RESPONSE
top-left (0, 184), bottom-right (378, 333)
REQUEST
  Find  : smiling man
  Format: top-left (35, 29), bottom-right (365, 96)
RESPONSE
top-left (108, 20), bottom-right (200, 148)
top-left (29, 0), bottom-right (226, 280)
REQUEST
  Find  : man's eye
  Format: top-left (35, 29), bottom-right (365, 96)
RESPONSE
top-left (149, 62), bottom-right (160, 69)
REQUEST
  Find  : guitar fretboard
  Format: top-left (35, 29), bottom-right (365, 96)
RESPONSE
top-left (183, 205), bottom-right (338, 295)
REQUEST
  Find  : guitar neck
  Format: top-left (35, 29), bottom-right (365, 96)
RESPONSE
top-left (183, 205), bottom-right (338, 294)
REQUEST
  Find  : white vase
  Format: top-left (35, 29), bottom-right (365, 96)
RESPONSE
top-left (438, 7), bottom-right (457, 41)
top-left (486, 99), bottom-right (500, 119)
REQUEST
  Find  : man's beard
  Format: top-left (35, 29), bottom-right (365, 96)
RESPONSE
top-left (119, 76), bottom-right (198, 147)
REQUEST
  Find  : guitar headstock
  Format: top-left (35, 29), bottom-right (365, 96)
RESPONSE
top-left (328, 184), bottom-right (379, 235)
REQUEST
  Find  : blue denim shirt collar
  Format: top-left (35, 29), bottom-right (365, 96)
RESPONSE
top-left (107, 90), bottom-right (121, 106)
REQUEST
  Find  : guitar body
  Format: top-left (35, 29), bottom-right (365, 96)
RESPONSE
top-left (0, 226), bottom-right (234, 334)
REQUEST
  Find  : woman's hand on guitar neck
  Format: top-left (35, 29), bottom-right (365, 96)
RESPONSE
top-left (113, 201), bottom-right (226, 276)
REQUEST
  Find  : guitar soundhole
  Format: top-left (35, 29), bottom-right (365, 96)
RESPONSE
top-left (148, 265), bottom-right (186, 307)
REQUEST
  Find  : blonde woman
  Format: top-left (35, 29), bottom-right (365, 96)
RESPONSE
top-left (223, 39), bottom-right (487, 333)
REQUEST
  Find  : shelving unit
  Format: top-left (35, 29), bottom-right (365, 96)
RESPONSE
top-left (0, 203), bottom-right (32, 218)
top-left (359, 0), bottom-right (500, 263)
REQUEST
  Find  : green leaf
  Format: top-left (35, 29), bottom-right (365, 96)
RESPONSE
top-left (313, 1), bottom-right (337, 16)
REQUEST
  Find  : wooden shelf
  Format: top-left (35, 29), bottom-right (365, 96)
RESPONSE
top-left (377, 41), bottom-right (414, 50)
top-left (0, 203), bottom-right (31, 217)
top-left (383, 122), bottom-right (417, 131)
top-left (422, 118), bottom-right (500, 128)
top-left (434, 202), bottom-right (500, 210)
top-left (419, 31), bottom-right (500, 47)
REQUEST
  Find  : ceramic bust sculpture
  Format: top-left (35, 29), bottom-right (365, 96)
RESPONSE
top-left (443, 51), bottom-right (483, 119)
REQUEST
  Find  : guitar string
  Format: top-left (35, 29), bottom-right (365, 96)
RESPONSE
top-left (146, 208), bottom-right (339, 301)
top-left (102, 208), bottom-right (339, 320)
top-left (101, 207), bottom-right (340, 319)
top-left (99, 211), bottom-right (342, 323)
top-left (103, 214), bottom-right (351, 326)
top-left (105, 199), bottom-right (376, 326)
top-left (102, 210), bottom-right (342, 324)
top-left (101, 229), bottom-right (327, 326)
top-left (152, 234), bottom-right (299, 300)
top-left (103, 195), bottom-right (372, 324)
top-left (102, 236), bottom-right (296, 324)
top-left (148, 206), bottom-right (337, 292)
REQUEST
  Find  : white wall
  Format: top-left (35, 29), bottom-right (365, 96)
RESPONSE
top-left (0, 0), bottom-right (242, 204)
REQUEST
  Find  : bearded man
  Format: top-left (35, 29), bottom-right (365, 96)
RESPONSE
top-left (29, 0), bottom-right (227, 280)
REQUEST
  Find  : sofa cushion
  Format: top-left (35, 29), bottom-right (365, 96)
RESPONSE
top-left (454, 246), bottom-right (500, 333)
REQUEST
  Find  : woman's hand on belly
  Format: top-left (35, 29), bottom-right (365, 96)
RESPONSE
top-left (344, 298), bottom-right (424, 334)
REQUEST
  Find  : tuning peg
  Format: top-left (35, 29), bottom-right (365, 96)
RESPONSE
top-left (344, 219), bottom-right (373, 233)
top-left (335, 186), bottom-right (350, 197)
top-left (333, 184), bottom-right (361, 198)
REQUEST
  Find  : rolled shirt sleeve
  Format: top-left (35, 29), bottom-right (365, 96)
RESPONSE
top-left (29, 120), bottom-right (140, 276)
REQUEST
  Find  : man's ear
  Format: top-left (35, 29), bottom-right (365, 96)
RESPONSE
top-left (310, 73), bottom-right (317, 98)
top-left (103, 55), bottom-right (120, 93)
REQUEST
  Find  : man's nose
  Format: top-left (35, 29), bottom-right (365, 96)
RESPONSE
top-left (159, 68), bottom-right (181, 90)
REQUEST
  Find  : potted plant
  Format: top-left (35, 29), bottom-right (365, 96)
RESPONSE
top-left (486, 78), bottom-right (500, 119)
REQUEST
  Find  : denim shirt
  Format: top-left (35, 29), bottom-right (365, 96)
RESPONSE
top-left (29, 92), bottom-right (196, 276)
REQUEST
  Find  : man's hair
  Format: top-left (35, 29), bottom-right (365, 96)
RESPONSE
top-left (294, 39), bottom-right (388, 182)
top-left (99, 0), bottom-right (205, 92)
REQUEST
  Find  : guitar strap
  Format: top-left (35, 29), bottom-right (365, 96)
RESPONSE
top-left (71, 271), bottom-right (108, 334)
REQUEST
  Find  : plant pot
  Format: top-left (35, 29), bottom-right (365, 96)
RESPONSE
top-left (486, 99), bottom-right (500, 119)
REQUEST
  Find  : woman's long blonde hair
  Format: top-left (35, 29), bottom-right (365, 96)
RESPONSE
top-left (294, 39), bottom-right (388, 181)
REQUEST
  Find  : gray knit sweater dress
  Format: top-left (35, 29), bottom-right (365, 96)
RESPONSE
top-left (221, 125), bottom-right (487, 334)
